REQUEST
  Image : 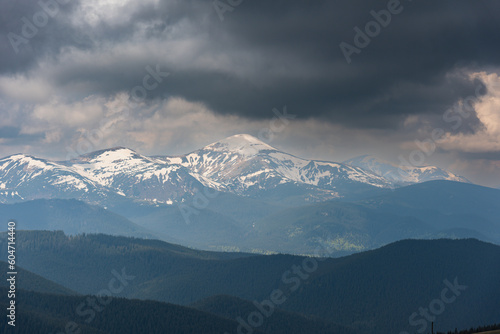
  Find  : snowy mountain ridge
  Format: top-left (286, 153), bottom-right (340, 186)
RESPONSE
top-left (344, 155), bottom-right (469, 185)
top-left (0, 134), bottom-right (469, 205)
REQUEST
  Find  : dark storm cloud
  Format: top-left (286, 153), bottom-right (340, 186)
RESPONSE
top-left (457, 151), bottom-right (500, 161)
top-left (0, 0), bottom-right (81, 73)
top-left (0, 126), bottom-right (42, 144)
top-left (199, 0), bottom-right (500, 127)
top-left (1, 0), bottom-right (499, 130)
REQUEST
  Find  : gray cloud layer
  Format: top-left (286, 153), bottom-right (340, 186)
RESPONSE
top-left (1, 0), bottom-right (499, 123)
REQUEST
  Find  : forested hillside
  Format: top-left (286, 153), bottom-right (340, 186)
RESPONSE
top-left (0, 231), bottom-right (498, 334)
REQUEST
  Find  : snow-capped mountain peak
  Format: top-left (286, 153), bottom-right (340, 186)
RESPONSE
top-left (71, 147), bottom-right (158, 184)
top-left (0, 153), bottom-right (105, 203)
top-left (344, 155), bottom-right (470, 185)
top-left (72, 147), bottom-right (155, 165)
top-left (164, 135), bottom-right (392, 201)
top-left (67, 147), bottom-right (212, 203)
top-left (3, 154), bottom-right (54, 169)
top-left (203, 134), bottom-right (276, 157)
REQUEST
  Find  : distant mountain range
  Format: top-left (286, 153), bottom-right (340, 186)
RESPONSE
top-left (0, 134), bottom-right (496, 255)
top-left (0, 134), bottom-right (468, 206)
top-left (344, 154), bottom-right (469, 185)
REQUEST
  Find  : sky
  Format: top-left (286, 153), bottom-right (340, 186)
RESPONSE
top-left (0, 0), bottom-right (500, 187)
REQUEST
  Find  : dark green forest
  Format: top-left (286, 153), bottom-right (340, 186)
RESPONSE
top-left (0, 287), bottom-right (266, 334)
